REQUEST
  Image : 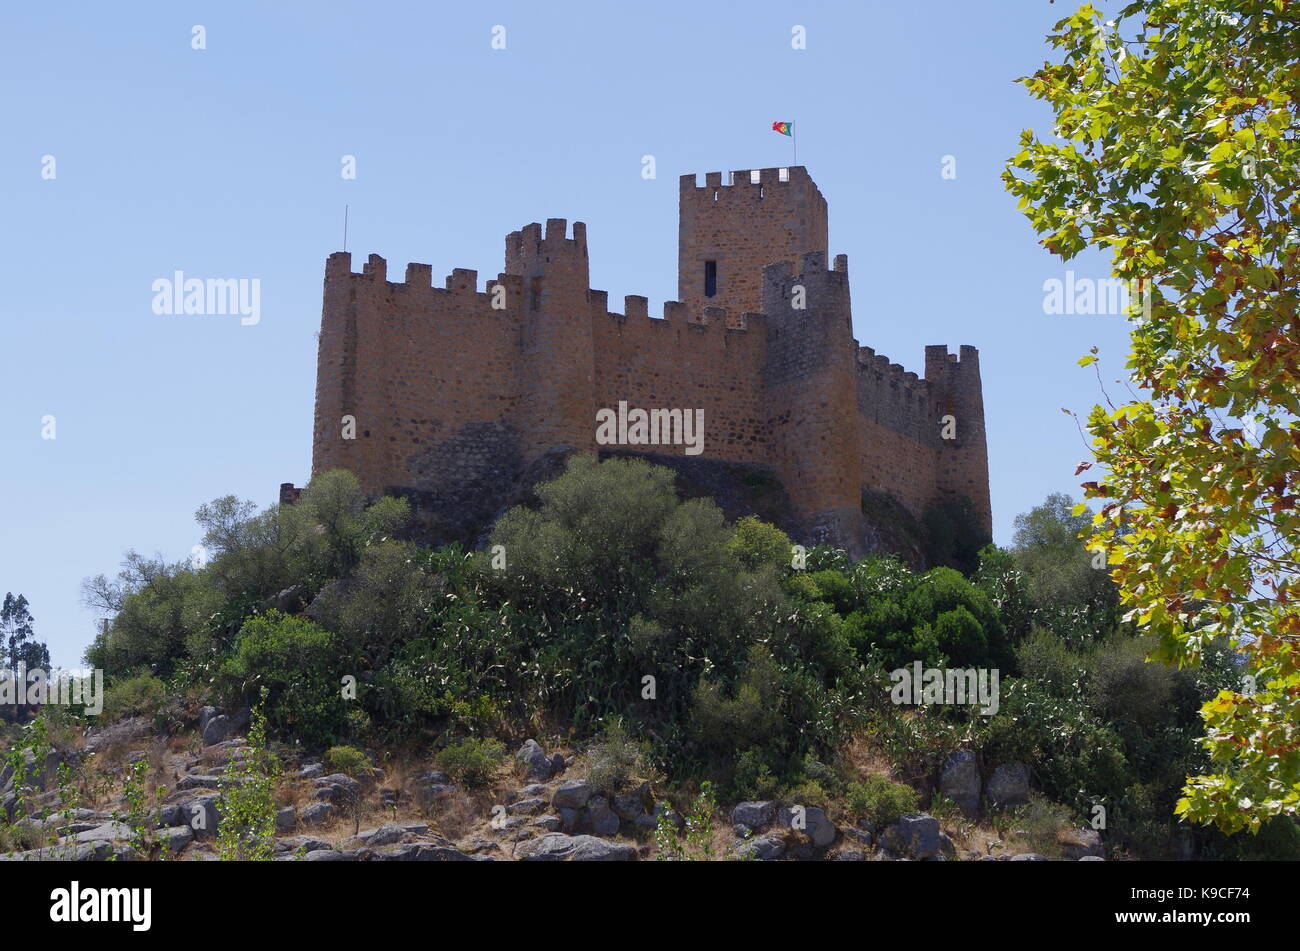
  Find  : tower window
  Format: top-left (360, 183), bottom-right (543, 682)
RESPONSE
top-left (704, 260), bottom-right (717, 298)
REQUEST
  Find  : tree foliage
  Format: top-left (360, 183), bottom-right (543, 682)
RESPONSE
top-left (1005, 0), bottom-right (1300, 832)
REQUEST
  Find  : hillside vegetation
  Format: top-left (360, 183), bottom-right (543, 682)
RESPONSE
top-left (4, 456), bottom-right (1296, 861)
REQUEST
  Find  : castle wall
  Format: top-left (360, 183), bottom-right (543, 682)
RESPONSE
top-left (308, 166), bottom-right (993, 555)
top-left (589, 298), bottom-right (771, 467)
top-left (312, 254), bottom-right (529, 506)
top-left (762, 252), bottom-right (866, 549)
top-left (854, 349), bottom-right (942, 518)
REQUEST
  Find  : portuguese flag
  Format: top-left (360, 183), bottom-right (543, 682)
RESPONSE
top-left (772, 121), bottom-right (794, 136)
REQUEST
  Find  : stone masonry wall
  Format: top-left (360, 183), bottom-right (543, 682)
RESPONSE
top-left (307, 166), bottom-right (991, 554)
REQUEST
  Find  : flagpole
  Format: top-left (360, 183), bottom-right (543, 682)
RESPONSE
top-left (793, 123), bottom-right (797, 166)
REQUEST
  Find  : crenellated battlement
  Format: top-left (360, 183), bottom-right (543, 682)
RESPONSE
top-left (309, 165), bottom-right (990, 559)
top-left (679, 165), bottom-right (812, 191)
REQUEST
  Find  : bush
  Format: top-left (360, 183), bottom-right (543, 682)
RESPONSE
top-left (728, 516), bottom-right (793, 572)
top-left (100, 674), bottom-right (169, 723)
top-left (992, 794), bottom-right (1078, 860)
top-left (324, 745), bottom-right (370, 777)
top-left (688, 644), bottom-right (785, 755)
top-left (224, 611), bottom-right (346, 746)
top-left (731, 750), bottom-right (780, 801)
top-left (585, 719), bottom-right (651, 796)
top-left (1015, 627), bottom-right (1082, 695)
top-left (846, 775), bottom-right (920, 829)
top-left (83, 558), bottom-right (219, 678)
top-left (1085, 635), bottom-right (1174, 731)
top-left (435, 737), bottom-right (506, 787)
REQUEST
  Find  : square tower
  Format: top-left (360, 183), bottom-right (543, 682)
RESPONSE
top-left (678, 166), bottom-right (828, 316)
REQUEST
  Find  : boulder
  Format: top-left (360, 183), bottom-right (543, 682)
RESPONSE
top-left (348, 824), bottom-right (411, 848)
top-left (879, 813), bottom-right (942, 859)
top-left (1059, 827), bottom-right (1104, 861)
top-left (551, 780), bottom-right (594, 810)
top-left (300, 802), bottom-right (334, 826)
top-left (986, 763), bottom-right (1031, 810)
top-left (275, 806), bottom-right (296, 834)
top-left (202, 715), bottom-right (235, 747)
top-left (514, 833), bottom-right (636, 862)
top-left (731, 800), bottom-right (777, 831)
top-left (776, 805), bottom-right (837, 848)
top-left (184, 796), bottom-right (221, 838)
top-left (302, 849), bottom-right (350, 862)
top-left (276, 835), bottom-right (333, 854)
top-left (515, 739), bottom-right (553, 781)
top-left (368, 842), bottom-right (472, 862)
top-left (198, 706), bottom-right (219, 736)
top-left (938, 832), bottom-right (957, 859)
top-left (160, 825), bottom-right (194, 853)
top-left (155, 803), bottom-right (187, 828)
top-left (176, 775), bottom-right (224, 792)
top-left (939, 751), bottom-right (982, 818)
top-left (506, 797), bottom-right (547, 816)
top-left (83, 716), bottom-right (153, 755)
top-left (583, 796), bottom-right (621, 837)
top-left (611, 781), bottom-right (650, 821)
top-left (0, 840), bottom-right (135, 862)
top-left (1009, 852), bottom-right (1049, 861)
top-left (72, 821), bottom-right (135, 843)
top-left (736, 832), bottom-right (787, 861)
top-left (272, 584), bottom-right (308, 614)
top-left (842, 826), bottom-right (874, 848)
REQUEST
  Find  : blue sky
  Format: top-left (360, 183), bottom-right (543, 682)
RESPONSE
top-left (0, 1), bottom-right (1134, 666)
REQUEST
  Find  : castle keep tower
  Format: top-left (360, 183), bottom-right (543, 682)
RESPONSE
top-left (678, 166), bottom-right (829, 317)
top-left (304, 166), bottom-right (992, 558)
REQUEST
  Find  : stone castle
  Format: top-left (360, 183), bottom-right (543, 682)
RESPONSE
top-left (291, 166), bottom-right (990, 559)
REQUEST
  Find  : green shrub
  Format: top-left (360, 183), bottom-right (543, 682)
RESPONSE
top-left (100, 674), bottom-right (169, 723)
top-left (731, 750), bottom-right (780, 801)
top-left (1085, 635), bottom-right (1174, 731)
top-left (846, 774), bottom-right (920, 828)
top-left (992, 794), bottom-right (1077, 860)
top-left (324, 745), bottom-right (370, 777)
top-left (728, 516), bottom-right (793, 572)
top-left (224, 611), bottom-right (346, 746)
top-left (688, 644), bottom-right (785, 754)
top-left (217, 697), bottom-right (278, 861)
top-left (807, 570), bottom-right (856, 614)
top-left (586, 719), bottom-right (651, 796)
top-left (783, 779), bottom-right (831, 810)
top-left (435, 737), bottom-right (506, 787)
top-left (1015, 627), bottom-right (1082, 694)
